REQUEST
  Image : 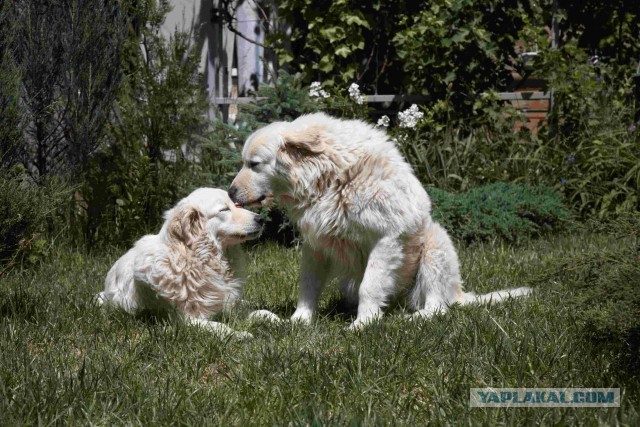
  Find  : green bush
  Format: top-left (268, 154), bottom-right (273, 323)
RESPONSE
top-left (388, 71), bottom-right (639, 219)
top-left (0, 171), bottom-right (70, 269)
top-left (392, 0), bottom-right (524, 120)
top-left (240, 70), bottom-right (323, 127)
top-left (429, 183), bottom-right (571, 244)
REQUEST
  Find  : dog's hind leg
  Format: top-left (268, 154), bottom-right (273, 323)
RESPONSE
top-left (409, 222), bottom-right (463, 319)
top-left (291, 244), bottom-right (333, 324)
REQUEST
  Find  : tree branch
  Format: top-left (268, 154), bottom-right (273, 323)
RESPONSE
top-left (217, 1), bottom-right (270, 49)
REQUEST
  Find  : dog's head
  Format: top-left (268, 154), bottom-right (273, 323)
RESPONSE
top-left (176, 188), bottom-right (234, 218)
top-left (228, 117), bottom-right (332, 207)
top-left (205, 200), bottom-right (264, 248)
top-left (166, 188), bottom-right (263, 248)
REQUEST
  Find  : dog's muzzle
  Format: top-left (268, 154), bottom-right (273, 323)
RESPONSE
top-left (229, 185), bottom-right (268, 207)
top-left (228, 185), bottom-right (240, 203)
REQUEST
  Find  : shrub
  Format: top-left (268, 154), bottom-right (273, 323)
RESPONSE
top-left (390, 96), bottom-right (527, 193)
top-left (429, 183), bottom-right (571, 244)
top-left (0, 171), bottom-right (70, 270)
top-left (4, 0), bottom-right (126, 181)
top-left (241, 70), bottom-right (323, 126)
top-left (533, 43), bottom-right (640, 218)
top-left (392, 0), bottom-right (524, 120)
top-left (0, 0), bottom-right (23, 169)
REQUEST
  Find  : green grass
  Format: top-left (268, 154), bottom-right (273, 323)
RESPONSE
top-left (1, 232), bottom-right (639, 425)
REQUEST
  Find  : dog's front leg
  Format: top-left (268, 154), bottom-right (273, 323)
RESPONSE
top-left (349, 236), bottom-right (404, 330)
top-left (291, 244), bottom-right (331, 324)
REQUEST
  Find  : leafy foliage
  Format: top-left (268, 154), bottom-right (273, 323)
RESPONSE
top-left (555, 0), bottom-right (640, 63)
top-left (392, 0), bottom-right (524, 119)
top-left (390, 98), bottom-right (528, 193)
top-left (530, 43), bottom-right (640, 217)
top-left (429, 183), bottom-right (571, 244)
top-left (270, 0), bottom-right (406, 90)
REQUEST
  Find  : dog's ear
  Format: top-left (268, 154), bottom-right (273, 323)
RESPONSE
top-left (281, 126), bottom-right (327, 154)
top-left (168, 205), bottom-right (205, 248)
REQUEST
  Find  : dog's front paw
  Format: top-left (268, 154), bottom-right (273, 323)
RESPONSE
top-left (95, 292), bottom-right (107, 306)
top-left (346, 317), bottom-right (372, 331)
top-left (412, 303), bottom-right (448, 320)
top-left (346, 321), bottom-right (363, 331)
top-left (248, 310), bottom-right (282, 324)
top-left (290, 308), bottom-right (313, 324)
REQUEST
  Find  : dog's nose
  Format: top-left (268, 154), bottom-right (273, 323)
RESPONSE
top-left (228, 185), bottom-right (238, 202)
top-left (255, 215), bottom-right (265, 226)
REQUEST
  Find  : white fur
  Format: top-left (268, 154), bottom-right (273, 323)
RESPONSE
top-left (229, 113), bottom-right (531, 329)
top-left (98, 188), bottom-right (278, 338)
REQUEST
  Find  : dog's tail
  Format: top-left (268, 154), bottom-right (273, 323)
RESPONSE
top-left (458, 286), bottom-right (533, 306)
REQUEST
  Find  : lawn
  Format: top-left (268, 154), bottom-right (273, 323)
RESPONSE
top-left (1, 230), bottom-right (639, 425)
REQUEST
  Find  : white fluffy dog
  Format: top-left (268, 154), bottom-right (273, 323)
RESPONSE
top-left (228, 113), bottom-right (531, 329)
top-left (98, 188), bottom-right (271, 337)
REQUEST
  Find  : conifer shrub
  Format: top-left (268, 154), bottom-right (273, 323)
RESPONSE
top-left (429, 183), bottom-right (571, 244)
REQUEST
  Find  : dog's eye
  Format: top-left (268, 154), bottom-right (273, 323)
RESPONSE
top-left (248, 161), bottom-right (260, 168)
top-left (219, 207), bottom-right (230, 213)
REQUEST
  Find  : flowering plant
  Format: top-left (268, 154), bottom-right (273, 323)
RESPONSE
top-left (347, 83), bottom-right (365, 104)
top-left (397, 104), bottom-right (425, 129)
top-left (309, 82), bottom-right (330, 99)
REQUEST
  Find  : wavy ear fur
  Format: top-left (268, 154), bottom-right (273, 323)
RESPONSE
top-left (281, 125), bottom-right (327, 154)
top-left (167, 205), bottom-right (205, 248)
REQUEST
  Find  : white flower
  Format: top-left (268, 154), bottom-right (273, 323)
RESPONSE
top-left (309, 81), bottom-right (329, 99)
top-left (348, 83), bottom-right (365, 104)
top-left (376, 115), bottom-right (390, 127)
top-left (398, 104), bottom-right (424, 129)
top-left (348, 83), bottom-right (360, 97)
